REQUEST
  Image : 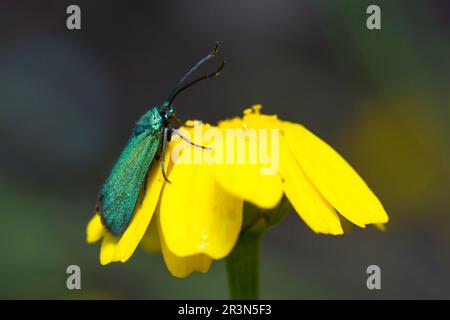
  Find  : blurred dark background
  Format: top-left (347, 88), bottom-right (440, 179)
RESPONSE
top-left (0, 0), bottom-right (449, 299)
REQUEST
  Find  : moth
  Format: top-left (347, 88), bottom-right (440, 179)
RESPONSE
top-left (97, 43), bottom-right (224, 236)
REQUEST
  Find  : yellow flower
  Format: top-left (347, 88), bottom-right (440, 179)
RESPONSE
top-left (87, 105), bottom-right (388, 278)
top-left (214, 105), bottom-right (389, 235)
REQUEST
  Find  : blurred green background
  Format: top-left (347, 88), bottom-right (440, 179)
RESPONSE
top-left (0, 0), bottom-right (449, 299)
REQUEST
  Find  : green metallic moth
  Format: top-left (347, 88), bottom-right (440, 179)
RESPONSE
top-left (97, 43), bottom-right (225, 236)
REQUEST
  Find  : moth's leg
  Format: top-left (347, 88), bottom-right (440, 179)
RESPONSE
top-left (171, 128), bottom-right (211, 150)
top-left (161, 127), bottom-right (172, 183)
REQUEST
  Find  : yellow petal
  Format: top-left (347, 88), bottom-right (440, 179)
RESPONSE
top-left (160, 149), bottom-right (243, 259)
top-left (280, 137), bottom-right (343, 235)
top-left (216, 112), bottom-right (283, 209)
top-left (86, 213), bottom-right (105, 243)
top-left (100, 233), bottom-right (117, 265)
top-left (214, 159), bottom-right (283, 209)
top-left (157, 212), bottom-right (212, 278)
top-left (241, 106), bottom-right (281, 130)
top-left (140, 213), bottom-right (161, 253)
top-left (218, 105), bottom-right (280, 131)
top-left (283, 121), bottom-right (389, 227)
top-left (161, 240), bottom-right (212, 278)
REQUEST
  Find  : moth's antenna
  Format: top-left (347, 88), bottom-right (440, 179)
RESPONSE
top-left (171, 42), bottom-right (219, 94)
top-left (166, 60), bottom-right (225, 110)
top-left (165, 42), bottom-right (224, 110)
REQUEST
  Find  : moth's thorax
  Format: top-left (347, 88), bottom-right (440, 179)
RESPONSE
top-left (133, 107), bottom-right (163, 135)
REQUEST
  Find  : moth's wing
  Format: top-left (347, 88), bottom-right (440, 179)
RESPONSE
top-left (99, 128), bottom-right (162, 236)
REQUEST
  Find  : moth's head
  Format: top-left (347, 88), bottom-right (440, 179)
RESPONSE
top-left (160, 101), bottom-right (175, 123)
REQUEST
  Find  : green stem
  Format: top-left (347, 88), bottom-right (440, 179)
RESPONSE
top-left (225, 197), bottom-right (290, 300)
top-left (225, 230), bottom-right (261, 300)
